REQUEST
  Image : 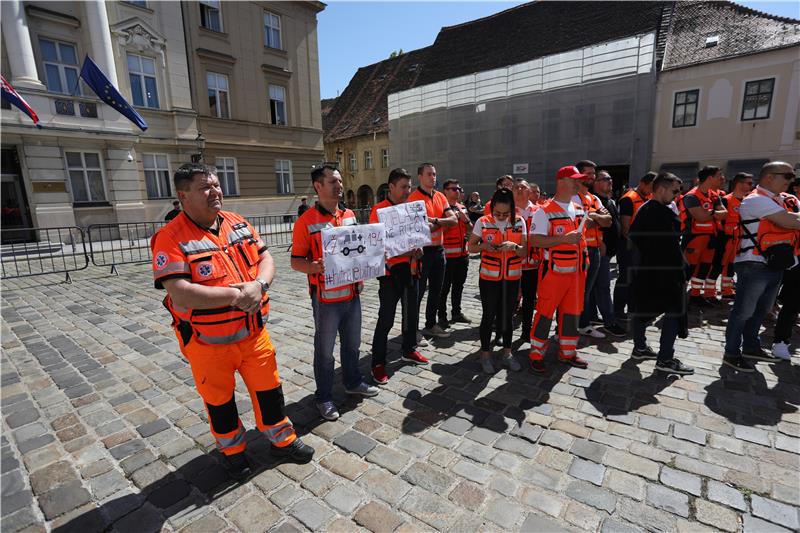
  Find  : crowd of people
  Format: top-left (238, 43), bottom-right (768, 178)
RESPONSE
top-left (150, 160), bottom-right (798, 478)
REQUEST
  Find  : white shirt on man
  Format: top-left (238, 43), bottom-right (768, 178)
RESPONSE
top-left (530, 200), bottom-right (576, 236)
top-left (736, 186), bottom-right (787, 264)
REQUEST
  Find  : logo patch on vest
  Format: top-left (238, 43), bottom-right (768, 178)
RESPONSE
top-left (703, 202), bottom-right (711, 209)
top-left (486, 234), bottom-right (494, 243)
top-left (155, 252), bottom-right (168, 270)
top-left (198, 262), bottom-right (214, 278)
top-left (555, 226), bottom-right (565, 234)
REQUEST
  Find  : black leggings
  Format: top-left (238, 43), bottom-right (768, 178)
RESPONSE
top-left (479, 278), bottom-right (520, 351)
top-left (775, 266), bottom-right (800, 343)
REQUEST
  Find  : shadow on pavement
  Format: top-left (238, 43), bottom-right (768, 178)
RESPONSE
top-left (584, 359), bottom-right (678, 416)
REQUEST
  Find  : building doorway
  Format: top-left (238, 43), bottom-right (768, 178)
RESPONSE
top-left (357, 185), bottom-right (374, 208)
top-left (597, 164), bottom-right (630, 198)
top-left (1, 147), bottom-right (34, 243)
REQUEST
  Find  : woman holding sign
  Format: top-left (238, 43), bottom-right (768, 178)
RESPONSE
top-left (468, 188), bottom-right (527, 374)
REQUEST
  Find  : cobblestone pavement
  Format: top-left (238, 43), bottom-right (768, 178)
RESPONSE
top-left (1, 251), bottom-right (799, 533)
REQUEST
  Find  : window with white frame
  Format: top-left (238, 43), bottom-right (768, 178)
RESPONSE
top-left (263, 11), bottom-right (282, 49)
top-left (200, 0), bottom-right (222, 32)
top-left (127, 53), bottom-right (159, 108)
top-left (66, 152), bottom-right (105, 203)
top-left (364, 150), bottom-right (373, 170)
top-left (39, 38), bottom-right (80, 95)
top-left (742, 78), bottom-right (774, 121)
top-left (349, 152), bottom-right (357, 171)
top-left (269, 85), bottom-right (286, 125)
top-left (207, 72), bottom-right (230, 118)
top-left (672, 89), bottom-right (698, 128)
top-left (143, 153), bottom-right (170, 199)
top-left (276, 160), bottom-right (293, 194)
top-left (125, 0), bottom-right (147, 7)
top-left (214, 157), bottom-right (238, 195)
top-left (381, 148), bottom-right (389, 168)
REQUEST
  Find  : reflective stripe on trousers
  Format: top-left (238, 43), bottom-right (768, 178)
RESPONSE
top-left (215, 424), bottom-right (246, 452)
top-left (262, 418), bottom-right (295, 444)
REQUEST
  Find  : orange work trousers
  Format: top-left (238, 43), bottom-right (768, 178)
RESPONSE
top-left (180, 327), bottom-right (296, 455)
top-left (683, 234), bottom-right (715, 297)
top-left (528, 268), bottom-right (584, 361)
top-left (719, 235), bottom-right (736, 296)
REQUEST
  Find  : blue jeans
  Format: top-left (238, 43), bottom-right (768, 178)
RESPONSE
top-left (580, 247), bottom-right (601, 328)
top-left (724, 262), bottom-right (783, 357)
top-left (632, 314), bottom-right (680, 363)
top-left (588, 254), bottom-right (616, 327)
top-left (311, 293), bottom-right (363, 403)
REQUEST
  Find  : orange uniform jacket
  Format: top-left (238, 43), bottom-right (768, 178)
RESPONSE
top-left (477, 214), bottom-right (525, 281)
top-left (151, 210), bottom-right (269, 346)
top-left (579, 192), bottom-right (604, 248)
top-left (291, 203), bottom-right (359, 303)
top-left (442, 203), bottom-right (470, 259)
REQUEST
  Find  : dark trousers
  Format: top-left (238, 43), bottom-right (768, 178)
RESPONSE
top-left (372, 272), bottom-right (419, 366)
top-left (479, 278), bottom-right (520, 350)
top-left (579, 247), bottom-right (601, 328)
top-left (613, 241), bottom-right (632, 317)
top-left (631, 313), bottom-right (680, 363)
top-left (417, 247), bottom-right (446, 329)
top-left (775, 266), bottom-right (800, 344)
top-left (439, 255), bottom-right (469, 322)
top-left (520, 269), bottom-right (539, 337)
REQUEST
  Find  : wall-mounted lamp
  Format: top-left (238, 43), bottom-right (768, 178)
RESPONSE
top-left (191, 131), bottom-right (206, 163)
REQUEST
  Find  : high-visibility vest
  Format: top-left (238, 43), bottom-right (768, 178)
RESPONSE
top-left (478, 214), bottom-right (525, 281)
top-left (620, 188), bottom-right (649, 224)
top-left (579, 192), bottom-right (604, 248)
top-left (151, 211), bottom-right (269, 346)
top-left (542, 200), bottom-right (587, 274)
top-left (680, 186), bottom-right (719, 235)
top-left (738, 188), bottom-right (799, 257)
top-left (370, 199), bottom-right (419, 275)
top-left (781, 193), bottom-right (800, 255)
top-left (517, 203), bottom-right (542, 270)
top-left (443, 203), bottom-right (469, 259)
top-left (293, 205), bottom-right (359, 303)
top-left (722, 193), bottom-right (743, 236)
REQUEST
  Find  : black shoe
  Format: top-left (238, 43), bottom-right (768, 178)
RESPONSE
top-left (742, 347), bottom-right (781, 363)
top-left (451, 312), bottom-right (471, 324)
top-left (722, 356), bottom-right (756, 373)
top-left (631, 346), bottom-right (658, 360)
top-left (438, 318), bottom-right (450, 329)
top-left (655, 359), bottom-right (694, 375)
top-left (271, 438), bottom-right (314, 463)
top-left (223, 451), bottom-right (252, 481)
top-left (616, 312), bottom-right (629, 322)
top-left (602, 324), bottom-right (627, 337)
top-left (529, 359), bottom-right (546, 374)
top-left (493, 335), bottom-right (503, 347)
top-left (589, 318), bottom-right (603, 327)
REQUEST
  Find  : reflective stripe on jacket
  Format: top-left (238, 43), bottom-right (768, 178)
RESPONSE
top-left (542, 200), bottom-right (586, 274)
top-left (478, 215), bottom-right (525, 281)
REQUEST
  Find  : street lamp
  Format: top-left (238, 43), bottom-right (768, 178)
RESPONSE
top-left (191, 131), bottom-right (206, 163)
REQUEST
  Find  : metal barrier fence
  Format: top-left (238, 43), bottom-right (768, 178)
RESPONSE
top-left (0, 226), bottom-right (88, 283)
top-left (1, 208), bottom-right (376, 281)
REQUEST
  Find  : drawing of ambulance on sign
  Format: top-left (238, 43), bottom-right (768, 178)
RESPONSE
top-left (341, 231), bottom-right (365, 256)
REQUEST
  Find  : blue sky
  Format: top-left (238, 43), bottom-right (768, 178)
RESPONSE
top-left (317, 1), bottom-right (800, 99)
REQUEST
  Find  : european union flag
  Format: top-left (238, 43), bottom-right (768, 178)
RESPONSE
top-left (80, 55), bottom-right (148, 131)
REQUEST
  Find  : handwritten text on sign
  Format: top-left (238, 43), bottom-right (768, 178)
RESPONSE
top-left (376, 200), bottom-right (431, 258)
top-left (321, 223), bottom-right (386, 289)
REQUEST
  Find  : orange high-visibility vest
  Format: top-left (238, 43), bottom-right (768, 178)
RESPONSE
top-left (517, 203), bottom-right (542, 270)
top-left (443, 203), bottom-right (470, 259)
top-left (781, 193), bottom-right (800, 255)
top-left (478, 214), bottom-right (525, 281)
top-left (738, 189), bottom-right (799, 257)
top-left (620, 188), bottom-right (649, 224)
top-left (151, 211), bottom-right (269, 346)
top-left (292, 204), bottom-right (359, 303)
top-left (722, 193), bottom-right (743, 236)
top-left (542, 200), bottom-right (587, 274)
top-left (680, 187), bottom-right (719, 235)
top-left (579, 192), bottom-right (604, 248)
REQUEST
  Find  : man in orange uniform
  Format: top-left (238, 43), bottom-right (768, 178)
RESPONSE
top-left (439, 178), bottom-right (472, 327)
top-left (527, 166), bottom-right (590, 374)
top-left (513, 178), bottom-right (541, 342)
top-left (370, 168), bottom-right (429, 385)
top-left (291, 165), bottom-right (379, 422)
top-left (151, 163), bottom-right (313, 480)
top-left (718, 172), bottom-right (755, 298)
top-left (615, 172), bottom-right (655, 320)
top-left (680, 165), bottom-right (727, 307)
top-left (408, 163), bottom-right (457, 340)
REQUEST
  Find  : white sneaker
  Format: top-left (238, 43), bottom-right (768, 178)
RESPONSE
top-left (772, 342), bottom-right (791, 361)
top-left (416, 332), bottom-right (430, 347)
top-left (422, 325), bottom-right (450, 338)
top-left (578, 326), bottom-right (606, 339)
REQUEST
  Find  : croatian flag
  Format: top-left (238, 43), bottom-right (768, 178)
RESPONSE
top-left (1, 75), bottom-right (41, 128)
top-left (80, 56), bottom-right (148, 131)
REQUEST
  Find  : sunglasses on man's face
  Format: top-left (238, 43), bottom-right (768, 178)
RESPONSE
top-left (446, 186), bottom-right (462, 191)
top-left (773, 172), bottom-right (797, 180)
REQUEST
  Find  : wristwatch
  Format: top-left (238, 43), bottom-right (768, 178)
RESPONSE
top-left (256, 278), bottom-right (270, 293)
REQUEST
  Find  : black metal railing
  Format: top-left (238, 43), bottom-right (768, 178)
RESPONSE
top-left (87, 221), bottom-right (166, 274)
top-left (0, 226), bottom-right (88, 283)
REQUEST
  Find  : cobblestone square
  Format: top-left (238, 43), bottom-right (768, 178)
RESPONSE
top-left (1, 252), bottom-right (798, 532)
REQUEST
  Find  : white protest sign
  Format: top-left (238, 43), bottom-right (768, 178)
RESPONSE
top-left (376, 200), bottom-right (431, 258)
top-left (321, 223), bottom-right (386, 289)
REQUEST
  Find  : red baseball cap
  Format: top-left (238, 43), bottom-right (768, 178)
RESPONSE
top-left (555, 165), bottom-right (584, 180)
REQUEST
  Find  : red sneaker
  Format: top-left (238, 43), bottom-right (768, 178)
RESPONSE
top-left (371, 364), bottom-right (389, 385)
top-left (402, 351), bottom-right (429, 365)
top-left (559, 355), bottom-right (588, 369)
